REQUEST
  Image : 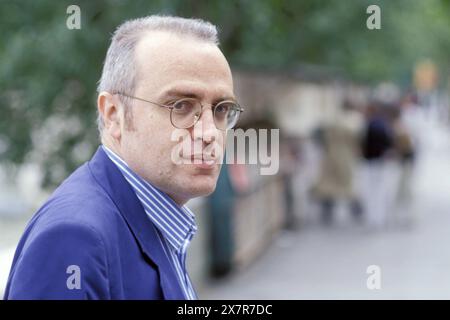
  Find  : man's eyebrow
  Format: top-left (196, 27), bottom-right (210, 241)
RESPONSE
top-left (162, 89), bottom-right (201, 101)
top-left (161, 89), bottom-right (236, 104)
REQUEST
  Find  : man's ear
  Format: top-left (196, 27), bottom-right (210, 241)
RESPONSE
top-left (97, 92), bottom-right (122, 140)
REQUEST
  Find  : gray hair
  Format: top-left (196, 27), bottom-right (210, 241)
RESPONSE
top-left (96, 15), bottom-right (219, 133)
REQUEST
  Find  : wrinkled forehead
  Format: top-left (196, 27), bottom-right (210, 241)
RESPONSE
top-left (133, 30), bottom-right (233, 97)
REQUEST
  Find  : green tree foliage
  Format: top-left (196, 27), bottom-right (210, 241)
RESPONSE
top-left (1, 0), bottom-right (449, 187)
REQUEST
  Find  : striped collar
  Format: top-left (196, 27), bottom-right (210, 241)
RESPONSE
top-left (102, 145), bottom-right (197, 253)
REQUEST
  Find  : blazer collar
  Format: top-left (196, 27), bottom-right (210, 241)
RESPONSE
top-left (88, 146), bottom-right (185, 300)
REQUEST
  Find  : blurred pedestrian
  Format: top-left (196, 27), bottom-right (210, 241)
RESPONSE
top-left (312, 100), bottom-right (364, 225)
top-left (391, 95), bottom-right (419, 225)
top-left (360, 100), bottom-right (396, 229)
top-left (280, 137), bottom-right (303, 230)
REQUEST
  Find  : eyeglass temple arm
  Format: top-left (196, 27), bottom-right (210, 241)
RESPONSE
top-left (115, 92), bottom-right (172, 109)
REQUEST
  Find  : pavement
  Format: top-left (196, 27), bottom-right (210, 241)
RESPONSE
top-left (202, 112), bottom-right (450, 299)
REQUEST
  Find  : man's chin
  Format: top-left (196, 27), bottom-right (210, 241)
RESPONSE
top-left (187, 179), bottom-right (218, 198)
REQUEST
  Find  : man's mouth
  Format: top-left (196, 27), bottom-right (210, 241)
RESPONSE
top-left (189, 154), bottom-right (216, 165)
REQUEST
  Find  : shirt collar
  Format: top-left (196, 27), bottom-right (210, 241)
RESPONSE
top-left (102, 145), bottom-right (197, 252)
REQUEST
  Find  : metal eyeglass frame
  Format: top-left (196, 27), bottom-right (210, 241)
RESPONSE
top-left (115, 92), bottom-right (244, 130)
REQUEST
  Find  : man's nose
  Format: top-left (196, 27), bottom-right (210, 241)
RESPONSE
top-left (192, 108), bottom-right (219, 143)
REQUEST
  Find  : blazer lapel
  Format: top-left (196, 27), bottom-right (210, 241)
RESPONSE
top-left (88, 146), bottom-right (185, 300)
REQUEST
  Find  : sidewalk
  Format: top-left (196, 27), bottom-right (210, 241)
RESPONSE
top-left (202, 115), bottom-right (450, 299)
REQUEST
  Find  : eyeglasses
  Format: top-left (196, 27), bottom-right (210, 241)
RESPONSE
top-left (115, 92), bottom-right (244, 131)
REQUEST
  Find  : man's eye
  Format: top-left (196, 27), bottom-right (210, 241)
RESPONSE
top-left (215, 103), bottom-right (232, 114)
top-left (172, 100), bottom-right (195, 114)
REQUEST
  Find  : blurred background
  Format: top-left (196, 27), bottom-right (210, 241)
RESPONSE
top-left (1, 0), bottom-right (450, 299)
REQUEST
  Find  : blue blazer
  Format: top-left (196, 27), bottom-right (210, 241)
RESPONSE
top-left (4, 146), bottom-right (186, 299)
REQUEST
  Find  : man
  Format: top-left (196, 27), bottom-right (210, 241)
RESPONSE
top-left (4, 15), bottom-right (242, 299)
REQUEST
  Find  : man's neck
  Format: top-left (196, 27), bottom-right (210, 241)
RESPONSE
top-left (101, 138), bottom-right (188, 207)
top-left (101, 137), bottom-right (123, 159)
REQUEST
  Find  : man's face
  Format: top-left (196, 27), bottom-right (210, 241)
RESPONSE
top-left (119, 31), bottom-right (234, 205)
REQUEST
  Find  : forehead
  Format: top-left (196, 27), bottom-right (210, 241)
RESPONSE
top-left (134, 31), bottom-right (233, 98)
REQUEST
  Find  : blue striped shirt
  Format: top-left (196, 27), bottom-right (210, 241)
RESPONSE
top-left (102, 145), bottom-right (198, 300)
